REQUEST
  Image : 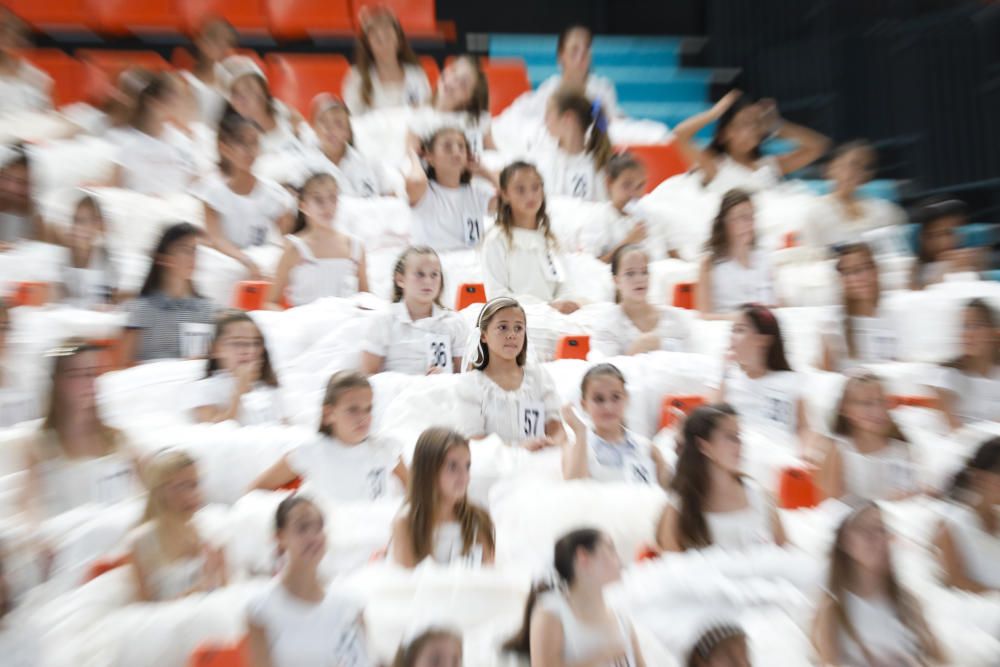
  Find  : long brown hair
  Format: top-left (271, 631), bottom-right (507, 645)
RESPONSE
top-left (835, 243), bottom-right (881, 359)
top-left (705, 188), bottom-right (754, 262)
top-left (741, 304), bottom-right (793, 372)
top-left (495, 161), bottom-right (556, 248)
top-left (434, 54), bottom-right (489, 120)
top-left (42, 339), bottom-right (121, 455)
top-left (391, 246), bottom-right (444, 306)
top-left (205, 310), bottom-right (278, 386)
top-left (405, 427), bottom-right (494, 563)
top-left (354, 8), bottom-right (420, 110)
top-left (944, 298), bottom-right (999, 370)
top-left (831, 371), bottom-right (907, 442)
top-left (550, 88), bottom-right (612, 170)
top-left (470, 297), bottom-right (527, 370)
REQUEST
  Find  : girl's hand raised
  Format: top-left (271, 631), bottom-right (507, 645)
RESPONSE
top-left (709, 90), bottom-right (742, 120)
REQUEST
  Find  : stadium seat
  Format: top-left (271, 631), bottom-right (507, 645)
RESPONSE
top-left (482, 59), bottom-right (531, 116)
top-left (171, 47), bottom-right (267, 74)
top-left (84, 554), bottom-right (130, 582)
top-left (77, 49), bottom-right (172, 105)
top-left (419, 55), bottom-right (440, 90)
top-left (782, 231), bottom-right (799, 249)
top-left (352, 0), bottom-right (452, 41)
top-left (4, 1), bottom-right (94, 33)
top-left (264, 0), bottom-right (353, 40)
top-left (454, 283), bottom-right (486, 311)
top-left (554, 335), bottom-right (590, 360)
top-left (175, 0), bottom-right (269, 35)
top-left (887, 395), bottom-right (940, 410)
top-left (189, 636), bottom-right (248, 667)
top-left (279, 476), bottom-right (303, 491)
top-left (9, 281), bottom-right (51, 307)
top-left (85, 0), bottom-right (178, 36)
top-left (265, 53), bottom-right (351, 117)
top-left (635, 544), bottom-right (660, 562)
top-left (777, 466), bottom-right (821, 509)
top-left (233, 281), bottom-right (272, 312)
top-left (672, 282), bottom-right (695, 310)
top-left (18, 49), bottom-right (85, 107)
top-left (657, 394), bottom-right (705, 431)
top-left (619, 142), bottom-right (689, 193)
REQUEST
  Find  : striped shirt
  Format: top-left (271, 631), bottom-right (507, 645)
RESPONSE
top-left (125, 292), bottom-right (217, 362)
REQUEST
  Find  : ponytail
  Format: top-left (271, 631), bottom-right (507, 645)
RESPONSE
top-left (586, 98), bottom-right (612, 170)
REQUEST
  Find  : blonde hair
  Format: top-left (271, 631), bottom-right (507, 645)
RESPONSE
top-left (392, 246), bottom-right (444, 306)
top-left (141, 449), bottom-right (197, 523)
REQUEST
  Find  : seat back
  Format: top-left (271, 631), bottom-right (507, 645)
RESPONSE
top-left (19, 49), bottom-right (85, 107)
top-left (265, 53), bottom-right (351, 117)
top-left (483, 58), bottom-right (531, 116)
top-left (454, 282), bottom-right (486, 311)
top-left (620, 142), bottom-right (689, 193)
top-left (264, 0), bottom-right (353, 39)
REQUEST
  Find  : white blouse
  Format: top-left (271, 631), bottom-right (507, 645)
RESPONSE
top-left (588, 303), bottom-right (692, 358)
top-left (533, 139), bottom-right (608, 202)
top-left (709, 249), bottom-right (775, 313)
top-left (586, 428), bottom-right (658, 485)
top-left (113, 127), bottom-right (196, 196)
top-left (0, 61), bottom-right (51, 115)
top-left (129, 522), bottom-right (206, 601)
top-left (518, 73), bottom-right (620, 121)
top-left (834, 437), bottom-right (916, 500)
top-left (431, 521), bottom-right (484, 566)
top-left (724, 367), bottom-right (802, 440)
top-left (802, 195), bottom-right (908, 255)
top-left (34, 449), bottom-right (140, 518)
top-left (838, 593), bottom-right (921, 667)
top-left (60, 247), bottom-right (117, 308)
top-left (669, 480), bottom-right (775, 550)
top-left (481, 226), bottom-right (567, 303)
top-left (342, 64), bottom-right (432, 115)
top-left (303, 144), bottom-right (394, 198)
top-left (455, 365), bottom-right (562, 445)
top-left (926, 366), bottom-right (1000, 424)
top-left (822, 306), bottom-right (899, 369)
top-left (411, 180), bottom-right (494, 252)
top-left (537, 590), bottom-right (637, 667)
top-left (706, 156), bottom-right (782, 194)
top-left (195, 174), bottom-right (295, 249)
top-left (180, 69), bottom-right (228, 126)
top-left (0, 386), bottom-right (38, 428)
top-left (185, 372), bottom-right (285, 425)
top-left (285, 233), bottom-right (363, 307)
top-left (361, 302), bottom-right (467, 375)
top-left (286, 434), bottom-right (403, 503)
top-left (578, 200), bottom-right (669, 260)
top-left (938, 501), bottom-right (1000, 589)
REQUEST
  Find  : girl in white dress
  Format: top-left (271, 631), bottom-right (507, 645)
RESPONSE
top-left (247, 495), bottom-right (372, 667)
top-left (406, 126), bottom-right (497, 252)
top-left (928, 299), bottom-right (1000, 428)
top-left (817, 371), bottom-right (918, 501)
top-left (590, 245), bottom-right (692, 357)
top-left (59, 194), bottom-right (118, 308)
top-left (909, 197), bottom-right (983, 290)
top-left (481, 161), bottom-right (580, 313)
top-left (812, 501), bottom-right (944, 667)
top-left (308, 94), bottom-right (394, 197)
top-left (819, 243), bottom-right (898, 371)
top-left (672, 90), bottom-right (829, 191)
top-left (536, 89), bottom-right (612, 202)
top-left (223, 55), bottom-right (309, 160)
top-left (188, 311), bottom-right (284, 425)
top-left (503, 527), bottom-right (646, 666)
top-left (180, 18), bottom-right (237, 125)
top-left (199, 110), bottom-right (295, 279)
top-left (656, 404), bottom-right (786, 552)
top-left (389, 427), bottom-right (495, 568)
top-left (392, 627), bottom-right (462, 667)
top-left (456, 297), bottom-right (565, 450)
top-left (360, 246), bottom-right (467, 375)
top-left (128, 449), bottom-right (226, 601)
top-left (696, 189), bottom-right (775, 318)
top-left (253, 371), bottom-right (407, 502)
top-left (342, 7), bottom-right (431, 115)
top-left (718, 304), bottom-right (811, 445)
top-left (408, 55), bottom-right (496, 156)
top-left (0, 301), bottom-right (37, 427)
top-left (269, 172), bottom-right (368, 308)
top-left (933, 437), bottom-right (1000, 593)
top-left (561, 363), bottom-right (670, 487)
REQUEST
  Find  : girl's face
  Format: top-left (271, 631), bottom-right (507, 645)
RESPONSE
top-left (581, 375), bottom-right (628, 435)
top-left (366, 20), bottom-right (400, 63)
top-left (578, 535), bottom-right (622, 587)
top-left (323, 386), bottom-right (373, 445)
top-left (608, 166), bottom-right (647, 209)
top-left (398, 253), bottom-right (442, 306)
top-left (412, 635), bottom-right (462, 667)
top-left (0, 163), bottom-right (30, 206)
top-left (58, 350), bottom-right (102, 414)
top-left (972, 468), bottom-right (1000, 508)
top-left (213, 320), bottom-right (264, 373)
top-left (698, 415), bottom-right (742, 475)
top-left (481, 306), bottom-right (526, 363)
top-left (220, 123), bottom-right (261, 173)
top-left (921, 217), bottom-right (959, 260)
top-left (436, 444), bottom-right (471, 505)
top-left (843, 507), bottom-right (891, 575)
top-left (729, 314), bottom-right (769, 366)
top-left (613, 249), bottom-right (650, 303)
top-left (701, 636), bottom-right (751, 667)
top-left (70, 202), bottom-right (105, 248)
top-left (721, 105), bottom-right (764, 156)
top-left (162, 464), bottom-right (202, 517)
top-left (230, 76), bottom-right (269, 120)
top-left (828, 147), bottom-right (874, 192)
top-left (501, 168), bottom-right (544, 223)
top-left (724, 201), bottom-right (755, 249)
top-left (439, 59), bottom-right (477, 110)
top-left (195, 22), bottom-right (236, 64)
top-left (426, 131), bottom-right (469, 177)
top-left (558, 29), bottom-right (592, 80)
top-left (543, 102), bottom-right (580, 143)
top-left (300, 178), bottom-right (339, 227)
top-left (960, 307), bottom-right (996, 361)
top-left (838, 250), bottom-right (878, 302)
top-left (314, 107), bottom-right (352, 150)
top-left (842, 380), bottom-right (892, 437)
top-left (279, 501), bottom-right (327, 565)
top-left (158, 234), bottom-right (199, 282)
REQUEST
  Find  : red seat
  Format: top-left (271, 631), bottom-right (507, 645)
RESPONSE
top-left (635, 544), bottom-right (659, 562)
top-left (9, 281), bottom-right (51, 307)
top-left (172, 47), bottom-right (265, 74)
top-left (85, 0), bottom-right (178, 35)
top-left (619, 142), bottom-right (689, 193)
top-left (84, 554), bottom-right (130, 583)
top-left (887, 395), bottom-right (940, 411)
top-left (176, 0), bottom-right (269, 34)
top-left (672, 282), bottom-right (695, 310)
top-left (4, 1), bottom-right (94, 32)
top-left (189, 636), bottom-right (248, 667)
top-left (778, 466), bottom-right (821, 509)
top-left (352, 0), bottom-right (449, 40)
top-left (782, 231), bottom-right (799, 249)
top-left (265, 0), bottom-right (353, 40)
top-left (77, 49), bottom-right (172, 105)
top-left (278, 476), bottom-right (302, 491)
top-left (482, 59), bottom-right (530, 116)
top-left (266, 53), bottom-right (350, 117)
top-left (233, 280), bottom-right (272, 311)
top-left (419, 55), bottom-right (440, 91)
top-left (554, 335), bottom-right (590, 360)
top-left (658, 394), bottom-right (705, 431)
top-left (454, 282), bottom-right (486, 311)
top-left (18, 49), bottom-right (85, 107)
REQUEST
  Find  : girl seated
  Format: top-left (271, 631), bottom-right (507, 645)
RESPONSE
top-left (408, 55), bottom-right (495, 156)
top-left (455, 297), bottom-right (565, 450)
top-left (123, 223), bottom-right (217, 363)
top-left (391, 626), bottom-right (462, 667)
top-left (933, 437), bottom-right (1000, 593)
top-left (359, 246), bottom-right (467, 375)
top-left (560, 363), bottom-right (671, 487)
top-left (188, 311), bottom-right (284, 425)
top-left (696, 189), bottom-right (776, 318)
top-left (590, 245), bottom-right (692, 357)
top-left (197, 109), bottom-right (295, 279)
top-left (927, 298), bottom-right (1000, 427)
top-left (252, 371), bottom-right (406, 503)
top-left (535, 89), bottom-right (612, 201)
top-left (0, 300), bottom-right (37, 427)
top-left (0, 8), bottom-right (51, 115)
top-left (179, 17), bottom-right (237, 125)
top-left (389, 427), bottom-right (495, 568)
top-left (247, 495), bottom-right (371, 667)
top-left (503, 528), bottom-right (646, 666)
top-left (223, 55), bottom-right (308, 159)
top-left (59, 194), bottom-right (118, 308)
top-left (268, 172), bottom-right (368, 308)
top-left (406, 126), bottom-right (497, 252)
top-left (129, 450), bottom-right (226, 601)
top-left (307, 94), bottom-right (395, 198)
top-left (817, 371), bottom-right (918, 501)
top-left (0, 144), bottom-right (45, 247)
top-left (481, 161), bottom-right (580, 313)
top-left (655, 404), bottom-right (786, 552)
top-left (909, 196), bottom-right (982, 290)
top-left (812, 501), bottom-right (944, 666)
top-left (342, 7), bottom-right (431, 115)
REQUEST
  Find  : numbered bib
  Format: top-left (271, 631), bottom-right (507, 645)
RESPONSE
top-left (520, 400), bottom-right (545, 439)
top-left (180, 322), bottom-right (214, 360)
top-left (628, 461), bottom-right (654, 485)
top-left (366, 467), bottom-right (387, 500)
top-left (465, 218), bottom-right (482, 246)
top-left (333, 620), bottom-right (370, 667)
top-left (543, 249), bottom-right (565, 283)
top-left (762, 387), bottom-right (795, 431)
top-left (570, 172), bottom-right (590, 198)
top-left (426, 333), bottom-right (452, 373)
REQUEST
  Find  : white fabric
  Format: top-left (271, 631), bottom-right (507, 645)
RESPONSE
top-left (0, 61), bottom-right (52, 115)
top-left (822, 306), bottom-right (900, 369)
top-left (194, 174), bottom-right (294, 249)
top-left (430, 521), bottom-right (484, 566)
top-left (938, 501), bottom-right (1000, 590)
top-left (532, 137), bottom-right (608, 202)
top-left (180, 70), bottom-right (228, 126)
top-left (925, 366), bottom-right (1000, 424)
top-left (185, 372), bottom-right (286, 426)
top-left (286, 435), bottom-right (404, 503)
top-left (586, 428), bottom-right (658, 485)
top-left (33, 449), bottom-right (140, 519)
top-left (342, 65), bottom-right (432, 115)
top-left (60, 247), bottom-right (117, 308)
top-left (668, 479), bottom-right (776, 550)
top-left (453, 366), bottom-right (562, 445)
top-left (411, 180), bottom-right (494, 252)
top-left (302, 144), bottom-right (398, 198)
top-left (0, 386), bottom-right (40, 429)
top-left (408, 107), bottom-right (492, 159)
top-left (537, 590), bottom-right (637, 667)
top-left (531, 74), bottom-right (620, 119)
top-left (361, 302), bottom-right (467, 375)
top-left (481, 226), bottom-right (567, 303)
top-left (578, 200), bottom-right (671, 260)
top-left (585, 303), bottom-right (692, 358)
top-left (710, 249), bottom-right (775, 313)
top-left (724, 367), bottom-right (802, 441)
top-left (706, 156), bottom-right (782, 194)
top-left (112, 127), bottom-right (196, 196)
top-left (838, 593), bottom-right (921, 667)
top-left (285, 233), bottom-right (363, 307)
top-left (801, 195), bottom-right (907, 254)
top-left (128, 522), bottom-right (206, 601)
top-left (0, 617), bottom-right (42, 667)
top-left (835, 437), bottom-right (917, 500)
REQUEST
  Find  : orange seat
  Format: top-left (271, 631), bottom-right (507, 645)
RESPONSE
top-left (9, 281), bottom-right (50, 307)
top-left (658, 394), bottom-right (706, 431)
top-left (278, 476), bottom-right (302, 491)
top-left (782, 231), bottom-right (799, 249)
top-left (265, 0), bottom-right (353, 40)
top-left (635, 544), bottom-right (659, 562)
top-left (778, 466), bottom-right (821, 509)
top-left (18, 49), bottom-right (85, 107)
top-left (86, 0), bottom-right (178, 35)
top-left (266, 53), bottom-right (351, 117)
top-left (419, 55), bottom-right (440, 91)
top-left (454, 283), bottom-right (486, 311)
top-left (5, 0), bottom-right (94, 31)
top-left (172, 47), bottom-right (265, 74)
top-left (176, 0), bottom-right (269, 34)
top-left (554, 335), bottom-right (590, 360)
top-left (482, 59), bottom-right (530, 116)
top-left (619, 142), bottom-right (689, 193)
top-left (233, 280), bottom-right (272, 311)
top-left (672, 282), bottom-right (695, 310)
top-left (84, 554), bottom-right (130, 582)
top-left (352, 0), bottom-right (447, 39)
top-left (887, 395), bottom-right (940, 410)
top-left (189, 636), bottom-right (248, 667)
top-left (77, 49), bottom-right (172, 105)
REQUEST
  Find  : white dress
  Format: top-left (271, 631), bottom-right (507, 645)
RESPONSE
top-left (60, 247), bottom-right (117, 308)
top-left (521, 73), bottom-right (620, 121)
top-left (938, 501), bottom-right (1000, 589)
top-left (247, 580), bottom-right (371, 667)
top-left (801, 195), bottom-right (908, 256)
top-left (286, 434), bottom-right (404, 502)
top-left (185, 372), bottom-right (285, 425)
top-left (129, 523), bottom-right (207, 601)
top-left (195, 174), bottom-right (295, 248)
top-left (342, 64), bottom-right (432, 115)
top-left (361, 302), bottom-right (468, 375)
top-left (588, 303), bottom-right (692, 358)
top-left (303, 144), bottom-right (394, 198)
top-left (0, 61), bottom-right (52, 115)
top-left (481, 226), bottom-right (567, 303)
top-left (724, 367), bottom-right (801, 440)
top-left (455, 365), bottom-right (562, 444)
top-left (709, 249), bottom-right (775, 313)
top-left (926, 366), bottom-right (1000, 424)
top-left (705, 156), bottom-right (782, 194)
top-left (668, 479), bottom-right (775, 550)
top-left (180, 69), bottom-right (229, 125)
top-left (578, 200), bottom-right (669, 259)
top-left (112, 127), bottom-right (196, 196)
top-left (822, 306), bottom-right (899, 369)
top-left (431, 521), bottom-right (485, 566)
top-left (408, 107), bottom-right (492, 159)
top-left (0, 618), bottom-right (42, 667)
top-left (536, 590), bottom-right (637, 667)
top-left (0, 385), bottom-right (40, 428)
top-left (411, 180), bottom-right (494, 252)
top-left (834, 437), bottom-right (916, 500)
top-left (586, 428), bottom-right (658, 484)
top-left (285, 233), bottom-right (363, 307)
top-left (838, 593), bottom-right (921, 667)
top-left (533, 139), bottom-right (608, 202)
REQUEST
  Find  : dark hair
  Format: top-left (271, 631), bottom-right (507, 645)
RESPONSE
top-left (610, 243), bottom-right (647, 304)
top-left (830, 139), bottom-right (876, 172)
top-left (948, 437), bottom-right (1000, 501)
top-left (354, 8), bottom-right (420, 110)
top-left (192, 16), bottom-right (236, 71)
top-left (139, 222), bottom-right (202, 297)
top-left (496, 161), bottom-right (555, 247)
top-left (556, 24), bottom-right (593, 55)
top-left (319, 371), bottom-right (371, 436)
top-left (945, 298), bottom-right (999, 370)
top-left (216, 106), bottom-right (260, 175)
top-left (550, 89), bottom-right (612, 170)
top-left (471, 297), bottom-right (527, 370)
top-left (422, 127), bottom-right (472, 185)
top-left (391, 628), bottom-right (462, 667)
top-left (435, 54), bottom-right (489, 120)
top-left (206, 310), bottom-right (278, 386)
top-left (504, 528), bottom-right (604, 655)
top-left (708, 94), bottom-right (761, 160)
top-left (129, 72), bottom-right (174, 133)
top-left (580, 363), bottom-right (626, 398)
top-left (834, 243), bottom-right (880, 359)
top-left (670, 404), bottom-right (739, 549)
top-left (705, 188), bottom-right (754, 262)
top-left (741, 304), bottom-right (792, 372)
top-left (687, 623), bottom-right (747, 667)
top-left (607, 151), bottom-right (644, 182)
top-left (275, 494), bottom-right (319, 532)
top-left (914, 196), bottom-right (965, 266)
top-left (392, 246), bottom-right (444, 306)
top-left (292, 172), bottom-right (339, 234)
